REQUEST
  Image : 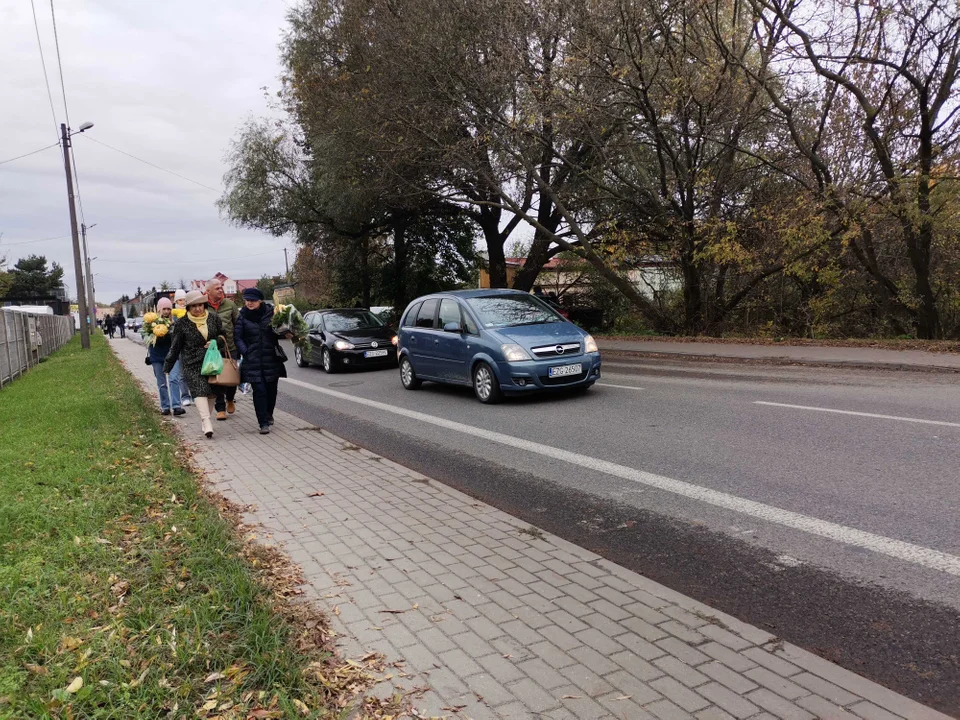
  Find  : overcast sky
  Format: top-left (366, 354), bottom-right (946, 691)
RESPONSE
top-left (1, 0), bottom-right (292, 303)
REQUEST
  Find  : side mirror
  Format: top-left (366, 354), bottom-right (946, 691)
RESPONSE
top-left (443, 322), bottom-right (462, 333)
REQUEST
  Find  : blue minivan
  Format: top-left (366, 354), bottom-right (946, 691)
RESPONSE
top-left (397, 289), bottom-right (601, 403)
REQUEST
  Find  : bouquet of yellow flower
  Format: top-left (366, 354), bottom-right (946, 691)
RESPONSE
top-left (171, 307), bottom-right (186, 319)
top-left (141, 313), bottom-right (172, 346)
top-left (271, 303), bottom-right (309, 350)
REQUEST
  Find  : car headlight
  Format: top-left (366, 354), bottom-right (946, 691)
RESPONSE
top-left (391, 336), bottom-right (398, 346)
top-left (501, 343), bottom-right (532, 362)
top-left (333, 340), bottom-right (355, 351)
top-left (584, 334), bottom-right (599, 353)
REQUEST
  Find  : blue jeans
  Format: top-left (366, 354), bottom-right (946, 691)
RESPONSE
top-left (152, 361), bottom-right (182, 411)
top-left (171, 359), bottom-right (189, 401)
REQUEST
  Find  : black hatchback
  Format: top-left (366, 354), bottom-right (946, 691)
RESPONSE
top-left (295, 309), bottom-right (399, 373)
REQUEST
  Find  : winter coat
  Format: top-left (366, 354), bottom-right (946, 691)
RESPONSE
top-left (207, 298), bottom-right (239, 356)
top-left (104, 316), bottom-right (114, 330)
top-left (234, 304), bottom-right (287, 384)
top-left (163, 312), bottom-right (226, 398)
top-left (147, 328), bottom-right (173, 363)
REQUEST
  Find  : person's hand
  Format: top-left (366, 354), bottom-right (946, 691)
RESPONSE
top-left (283, 331), bottom-right (294, 339)
top-left (204, 341), bottom-right (212, 348)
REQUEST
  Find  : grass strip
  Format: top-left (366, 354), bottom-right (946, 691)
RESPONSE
top-left (0, 336), bottom-right (399, 719)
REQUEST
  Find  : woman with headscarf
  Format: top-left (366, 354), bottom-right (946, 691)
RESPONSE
top-left (163, 290), bottom-right (226, 438)
top-left (234, 288), bottom-right (290, 434)
top-left (171, 289), bottom-right (192, 406)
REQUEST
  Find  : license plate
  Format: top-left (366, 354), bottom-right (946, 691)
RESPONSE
top-left (364, 349), bottom-right (389, 358)
top-left (548, 363), bottom-right (582, 378)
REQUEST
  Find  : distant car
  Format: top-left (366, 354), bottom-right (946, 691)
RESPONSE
top-left (126, 318), bottom-right (142, 332)
top-left (295, 308), bottom-right (399, 373)
top-left (397, 289), bottom-right (601, 404)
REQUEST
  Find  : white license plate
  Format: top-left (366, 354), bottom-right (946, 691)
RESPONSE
top-left (364, 349), bottom-right (389, 358)
top-left (548, 363), bottom-right (582, 378)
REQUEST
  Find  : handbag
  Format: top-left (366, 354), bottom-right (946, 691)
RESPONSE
top-left (208, 335), bottom-right (240, 386)
top-left (275, 343), bottom-right (288, 363)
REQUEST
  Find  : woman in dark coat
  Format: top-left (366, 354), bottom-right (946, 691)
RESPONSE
top-left (234, 288), bottom-right (289, 434)
top-left (163, 290), bottom-right (225, 438)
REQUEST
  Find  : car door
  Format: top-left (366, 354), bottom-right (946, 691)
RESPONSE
top-left (434, 298), bottom-right (469, 382)
top-left (407, 298), bottom-right (439, 377)
top-left (305, 313), bottom-right (325, 363)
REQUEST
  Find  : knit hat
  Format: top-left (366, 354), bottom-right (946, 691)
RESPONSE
top-left (157, 297), bottom-right (173, 310)
top-left (174, 289), bottom-right (186, 301)
top-left (242, 287), bottom-right (265, 301)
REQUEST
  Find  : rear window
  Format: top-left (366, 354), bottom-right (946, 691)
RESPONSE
top-left (466, 295), bottom-right (563, 328)
top-left (416, 299), bottom-right (438, 329)
top-left (402, 302), bottom-right (422, 327)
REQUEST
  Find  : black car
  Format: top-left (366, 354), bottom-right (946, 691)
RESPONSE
top-left (295, 309), bottom-right (399, 373)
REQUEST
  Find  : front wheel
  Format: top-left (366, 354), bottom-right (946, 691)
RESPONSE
top-left (294, 345), bottom-right (309, 368)
top-left (321, 347), bottom-right (338, 374)
top-left (400, 356), bottom-right (421, 389)
top-left (473, 362), bottom-right (503, 404)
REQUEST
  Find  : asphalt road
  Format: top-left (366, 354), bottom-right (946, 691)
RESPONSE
top-left (274, 345), bottom-right (960, 714)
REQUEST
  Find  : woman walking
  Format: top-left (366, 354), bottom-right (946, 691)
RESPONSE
top-left (163, 290), bottom-right (225, 438)
top-left (171, 289), bottom-right (192, 407)
top-left (147, 298), bottom-right (185, 417)
top-left (234, 288), bottom-right (289, 435)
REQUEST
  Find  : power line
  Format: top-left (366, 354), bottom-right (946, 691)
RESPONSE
top-left (29, 0), bottom-right (59, 140)
top-left (49, 0), bottom-right (71, 129)
top-left (49, 0), bottom-right (86, 225)
top-left (78, 135), bottom-right (222, 193)
top-left (0, 234), bottom-right (71, 247)
top-left (96, 250), bottom-right (283, 266)
top-left (0, 143), bottom-right (59, 166)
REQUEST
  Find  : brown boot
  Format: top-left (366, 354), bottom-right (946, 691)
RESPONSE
top-left (217, 411), bottom-right (227, 421)
top-left (226, 400), bottom-right (236, 414)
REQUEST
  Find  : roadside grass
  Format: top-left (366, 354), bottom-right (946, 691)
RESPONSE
top-left (0, 336), bottom-right (392, 719)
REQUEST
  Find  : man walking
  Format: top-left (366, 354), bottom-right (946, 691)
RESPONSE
top-left (206, 279), bottom-right (239, 421)
top-left (104, 314), bottom-right (115, 339)
top-left (115, 312), bottom-right (126, 338)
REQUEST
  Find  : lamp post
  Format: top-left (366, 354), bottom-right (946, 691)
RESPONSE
top-left (61, 121), bottom-right (94, 349)
top-left (81, 223), bottom-right (97, 330)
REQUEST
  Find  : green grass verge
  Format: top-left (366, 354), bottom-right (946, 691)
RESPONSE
top-left (0, 336), bottom-right (375, 719)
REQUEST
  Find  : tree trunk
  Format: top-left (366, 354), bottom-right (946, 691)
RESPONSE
top-left (360, 235), bottom-right (371, 309)
top-left (479, 210), bottom-right (508, 288)
top-left (512, 231), bottom-right (553, 292)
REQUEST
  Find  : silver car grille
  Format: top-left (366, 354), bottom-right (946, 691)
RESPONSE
top-left (531, 342), bottom-right (581, 358)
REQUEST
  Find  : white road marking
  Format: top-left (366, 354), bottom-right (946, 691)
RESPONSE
top-left (282, 377), bottom-right (960, 576)
top-left (598, 383), bottom-right (645, 391)
top-left (754, 401), bottom-right (960, 428)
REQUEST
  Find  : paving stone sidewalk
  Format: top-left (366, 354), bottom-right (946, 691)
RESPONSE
top-left (113, 337), bottom-right (952, 720)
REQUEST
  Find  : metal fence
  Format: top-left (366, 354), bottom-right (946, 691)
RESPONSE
top-left (0, 309), bottom-right (76, 388)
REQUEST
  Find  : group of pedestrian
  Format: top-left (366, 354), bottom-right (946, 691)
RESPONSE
top-left (153, 280), bottom-right (290, 439)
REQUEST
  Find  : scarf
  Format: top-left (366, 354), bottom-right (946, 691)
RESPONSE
top-left (187, 309), bottom-right (209, 340)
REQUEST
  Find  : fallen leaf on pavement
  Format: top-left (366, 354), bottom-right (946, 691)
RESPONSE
top-left (378, 609), bottom-right (407, 614)
top-left (561, 694), bottom-right (582, 699)
top-left (614, 694), bottom-right (633, 700)
top-left (307, 492), bottom-right (324, 497)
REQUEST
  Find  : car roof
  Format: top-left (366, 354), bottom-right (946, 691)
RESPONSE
top-left (312, 308), bottom-right (376, 314)
top-left (418, 289), bottom-right (529, 301)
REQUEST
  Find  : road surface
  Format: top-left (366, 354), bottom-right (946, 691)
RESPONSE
top-left (274, 346), bottom-right (960, 711)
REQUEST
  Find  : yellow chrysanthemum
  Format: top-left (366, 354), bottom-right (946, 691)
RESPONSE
top-left (172, 308), bottom-right (186, 318)
top-left (143, 312), bottom-right (159, 324)
top-left (152, 323), bottom-right (169, 337)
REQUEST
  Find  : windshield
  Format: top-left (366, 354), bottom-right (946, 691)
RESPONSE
top-left (323, 310), bottom-right (386, 332)
top-left (466, 295), bottom-right (563, 328)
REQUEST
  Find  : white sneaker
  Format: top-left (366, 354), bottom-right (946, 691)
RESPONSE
top-left (181, 398), bottom-right (193, 406)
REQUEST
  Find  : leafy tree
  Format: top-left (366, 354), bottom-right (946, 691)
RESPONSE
top-left (257, 275), bottom-right (277, 298)
top-left (4, 255), bottom-right (65, 299)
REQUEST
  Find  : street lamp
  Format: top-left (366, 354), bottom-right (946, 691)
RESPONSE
top-left (61, 121), bottom-right (94, 349)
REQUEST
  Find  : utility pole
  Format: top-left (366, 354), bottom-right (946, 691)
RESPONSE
top-left (61, 123), bottom-right (89, 350)
top-left (81, 223), bottom-right (96, 330)
top-left (283, 247), bottom-right (290, 279)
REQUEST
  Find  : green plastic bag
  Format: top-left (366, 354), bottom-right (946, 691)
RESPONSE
top-left (200, 342), bottom-right (224, 376)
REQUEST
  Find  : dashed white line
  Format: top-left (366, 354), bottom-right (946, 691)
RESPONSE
top-left (754, 401), bottom-right (960, 428)
top-left (598, 383), bottom-right (645, 391)
top-left (282, 376), bottom-right (960, 576)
